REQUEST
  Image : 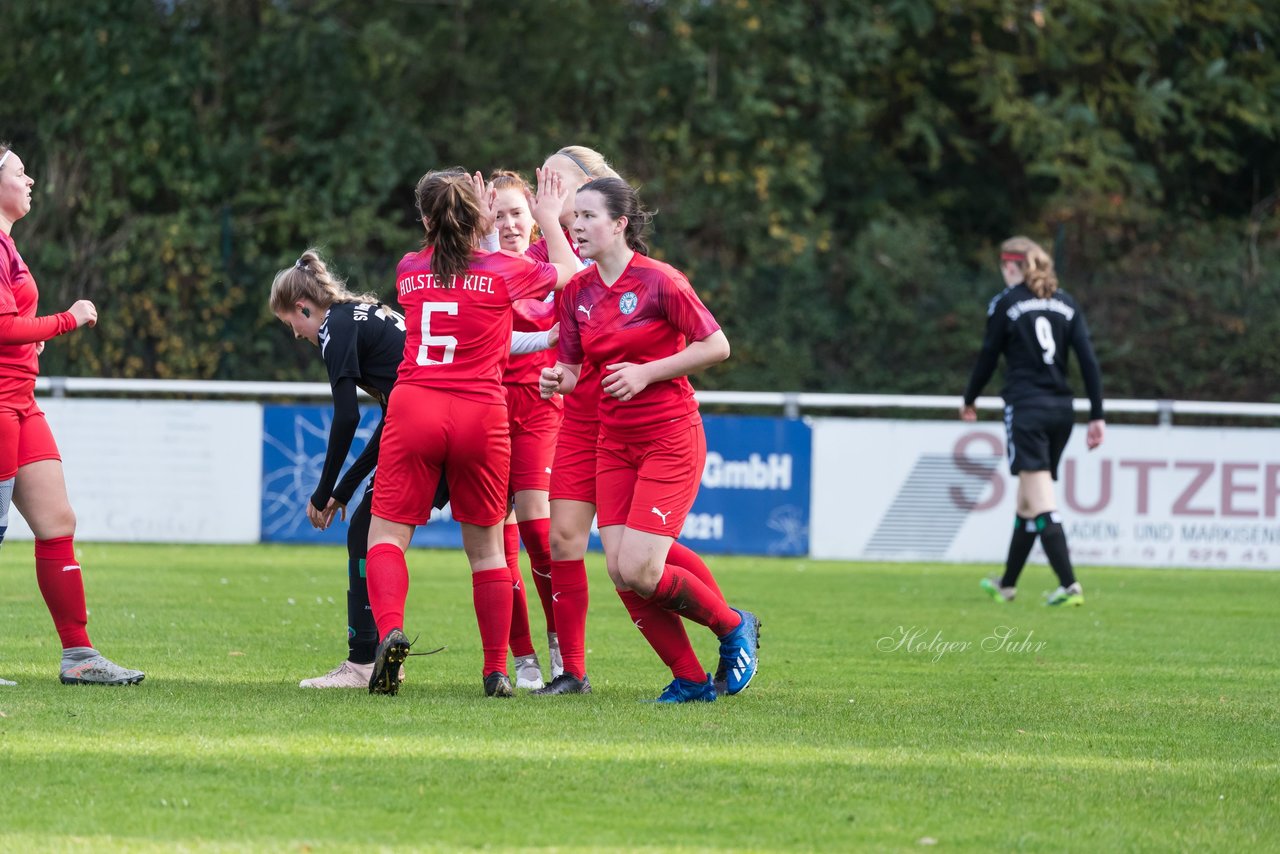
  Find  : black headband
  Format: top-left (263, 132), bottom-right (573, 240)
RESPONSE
top-left (560, 150), bottom-right (593, 177)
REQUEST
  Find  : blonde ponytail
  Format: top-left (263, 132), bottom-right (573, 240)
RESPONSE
top-left (1001, 236), bottom-right (1058, 298)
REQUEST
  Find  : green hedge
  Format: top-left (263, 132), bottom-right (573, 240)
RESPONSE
top-left (2, 0), bottom-right (1277, 401)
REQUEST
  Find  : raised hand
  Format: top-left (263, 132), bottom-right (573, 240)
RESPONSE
top-left (471, 171), bottom-right (497, 236)
top-left (530, 166), bottom-right (569, 229)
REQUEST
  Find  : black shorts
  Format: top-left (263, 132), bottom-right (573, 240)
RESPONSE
top-left (1004, 404), bottom-right (1073, 479)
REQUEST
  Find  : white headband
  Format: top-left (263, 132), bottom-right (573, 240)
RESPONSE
top-left (0, 150), bottom-right (10, 171)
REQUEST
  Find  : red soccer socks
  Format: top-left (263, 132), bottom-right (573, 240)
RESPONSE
top-left (473, 568), bottom-right (514, 676)
top-left (34, 536), bottom-right (90, 649)
top-left (365, 542), bottom-right (409, 639)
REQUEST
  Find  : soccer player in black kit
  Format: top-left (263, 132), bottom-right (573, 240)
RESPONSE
top-left (270, 249), bottom-right (431, 686)
top-left (961, 236), bottom-right (1105, 607)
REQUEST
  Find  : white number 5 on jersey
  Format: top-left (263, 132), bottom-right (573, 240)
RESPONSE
top-left (1034, 316), bottom-right (1057, 365)
top-left (417, 302), bottom-right (458, 365)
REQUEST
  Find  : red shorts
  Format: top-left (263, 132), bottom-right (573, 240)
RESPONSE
top-left (595, 421), bottom-right (705, 536)
top-left (372, 385), bottom-right (511, 527)
top-left (0, 388), bottom-right (60, 480)
top-left (549, 417), bottom-right (598, 504)
top-left (504, 383), bottom-right (563, 494)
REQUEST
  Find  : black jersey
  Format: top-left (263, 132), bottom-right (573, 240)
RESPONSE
top-left (311, 301), bottom-right (407, 511)
top-left (963, 283), bottom-right (1104, 420)
top-left (319, 302), bottom-right (405, 407)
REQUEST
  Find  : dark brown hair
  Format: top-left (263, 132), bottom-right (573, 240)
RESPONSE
top-left (578, 177), bottom-right (653, 255)
top-left (415, 168), bottom-right (481, 287)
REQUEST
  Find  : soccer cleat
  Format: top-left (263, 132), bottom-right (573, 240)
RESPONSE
top-left (514, 654), bottom-right (545, 690)
top-left (653, 673), bottom-right (717, 703)
top-left (715, 608), bottom-right (760, 695)
top-left (547, 632), bottom-right (564, 680)
top-left (59, 654), bottom-right (145, 686)
top-left (300, 659), bottom-right (375, 688)
top-left (531, 672), bottom-right (592, 695)
top-left (484, 671), bottom-right (514, 698)
top-left (980, 577), bottom-right (1016, 603)
top-left (369, 629), bottom-right (411, 695)
top-left (0, 677), bottom-right (15, 686)
top-left (1046, 583), bottom-right (1085, 607)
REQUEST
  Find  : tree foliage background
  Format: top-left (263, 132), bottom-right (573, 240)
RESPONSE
top-left (2, 0), bottom-right (1278, 401)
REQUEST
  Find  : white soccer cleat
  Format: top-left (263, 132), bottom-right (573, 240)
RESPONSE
top-left (59, 652), bottom-right (145, 686)
top-left (1046, 582), bottom-right (1085, 607)
top-left (514, 654), bottom-right (544, 690)
top-left (299, 659), bottom-right (375, 688)
top-left (547, 632), bottom-right (564, 680)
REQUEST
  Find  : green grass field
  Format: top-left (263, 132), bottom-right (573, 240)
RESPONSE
top-left (0, 543), bottom-right (1276, 852)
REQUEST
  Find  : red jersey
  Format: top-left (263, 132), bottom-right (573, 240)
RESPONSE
top-left (0, 231), bottom-right (75, 385)
top-left (527, 232), bottom-right (601, 427)
top-left (502, 293), bottom-right (557, 386)
top-left (556, 253), bottom-right (720, 439)
top-left (524, 231), bottom-right (580, 265)
top-left (394, 247), bottom-right (557, 404)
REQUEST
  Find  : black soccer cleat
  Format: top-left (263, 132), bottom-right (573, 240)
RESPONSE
top-left (369, 628), bottom-right (411, 696)
top-left (483, 671), bottom-right (514, 698)
top-left (531, 672), bottom-right (592, 696)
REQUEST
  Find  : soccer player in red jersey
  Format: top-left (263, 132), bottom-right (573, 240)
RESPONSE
top-left (0, 145), bottom-right (144, 686)
top-left (364, 167), bottom-right (580, 697)
top-left (540, 178), bottom-right (760, 703)
top-left (521, 148), bottom-right (606, 689)
top-left (530, 147), bottom-right (733, 697)
top-left (491, 170), bottom-right (563, 690)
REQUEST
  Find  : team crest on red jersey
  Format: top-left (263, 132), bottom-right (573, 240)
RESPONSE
top-left (618, 291), bottom-right (638, 315)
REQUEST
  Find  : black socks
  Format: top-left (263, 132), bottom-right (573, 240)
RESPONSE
top-left (1001, 515), bottom-right (1038, 589)
top-left (1035, 511), bottom-right (1077, 589)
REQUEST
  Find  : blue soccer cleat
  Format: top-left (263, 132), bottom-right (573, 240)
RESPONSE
top-left (653, 674), bottom-right (717, 703)
top-left (715, 608), bottom-right (760, 695)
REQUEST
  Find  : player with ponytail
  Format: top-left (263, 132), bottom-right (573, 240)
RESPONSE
top-left (962, 236), bottom-right (1106, 607)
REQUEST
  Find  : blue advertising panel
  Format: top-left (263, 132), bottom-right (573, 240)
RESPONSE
top-left (261, 406), bottom-right (810, 556)
top-left (684, 415), bottom-right (811, 556)
top-left (261, 405), bottom-right (462, 548)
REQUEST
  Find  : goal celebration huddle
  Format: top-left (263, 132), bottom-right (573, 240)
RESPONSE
top-left (268, 145), bottom-right (761, 703)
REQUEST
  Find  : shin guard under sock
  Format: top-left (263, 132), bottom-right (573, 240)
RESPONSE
top-left (473, 568), bottom-right (514, 676)
top-left (505, 524), bottom-right (536, 656)
top-left (550, 558), bottom-right (589, 678)
top-left (666, 540), bottom-right (725, 603)
top-left (347, 560), bottom-right (377, 664)
top-left (365, 543), bottom-right (409, 639)
top-left (650, 564), bottom-right (740, 637)
top-left (518, 518), bottom-right (556, 632)
top-left (1001, 516), bottom-right (1039, 589)
top-left (35, 536), bottom-right (91, 649)
top-left (1036, 512), bottom-right (1077, 588)
top-left (346, 497), bottom-right (377, 662)
top-left (616, 588), bottom-right (704, 683)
